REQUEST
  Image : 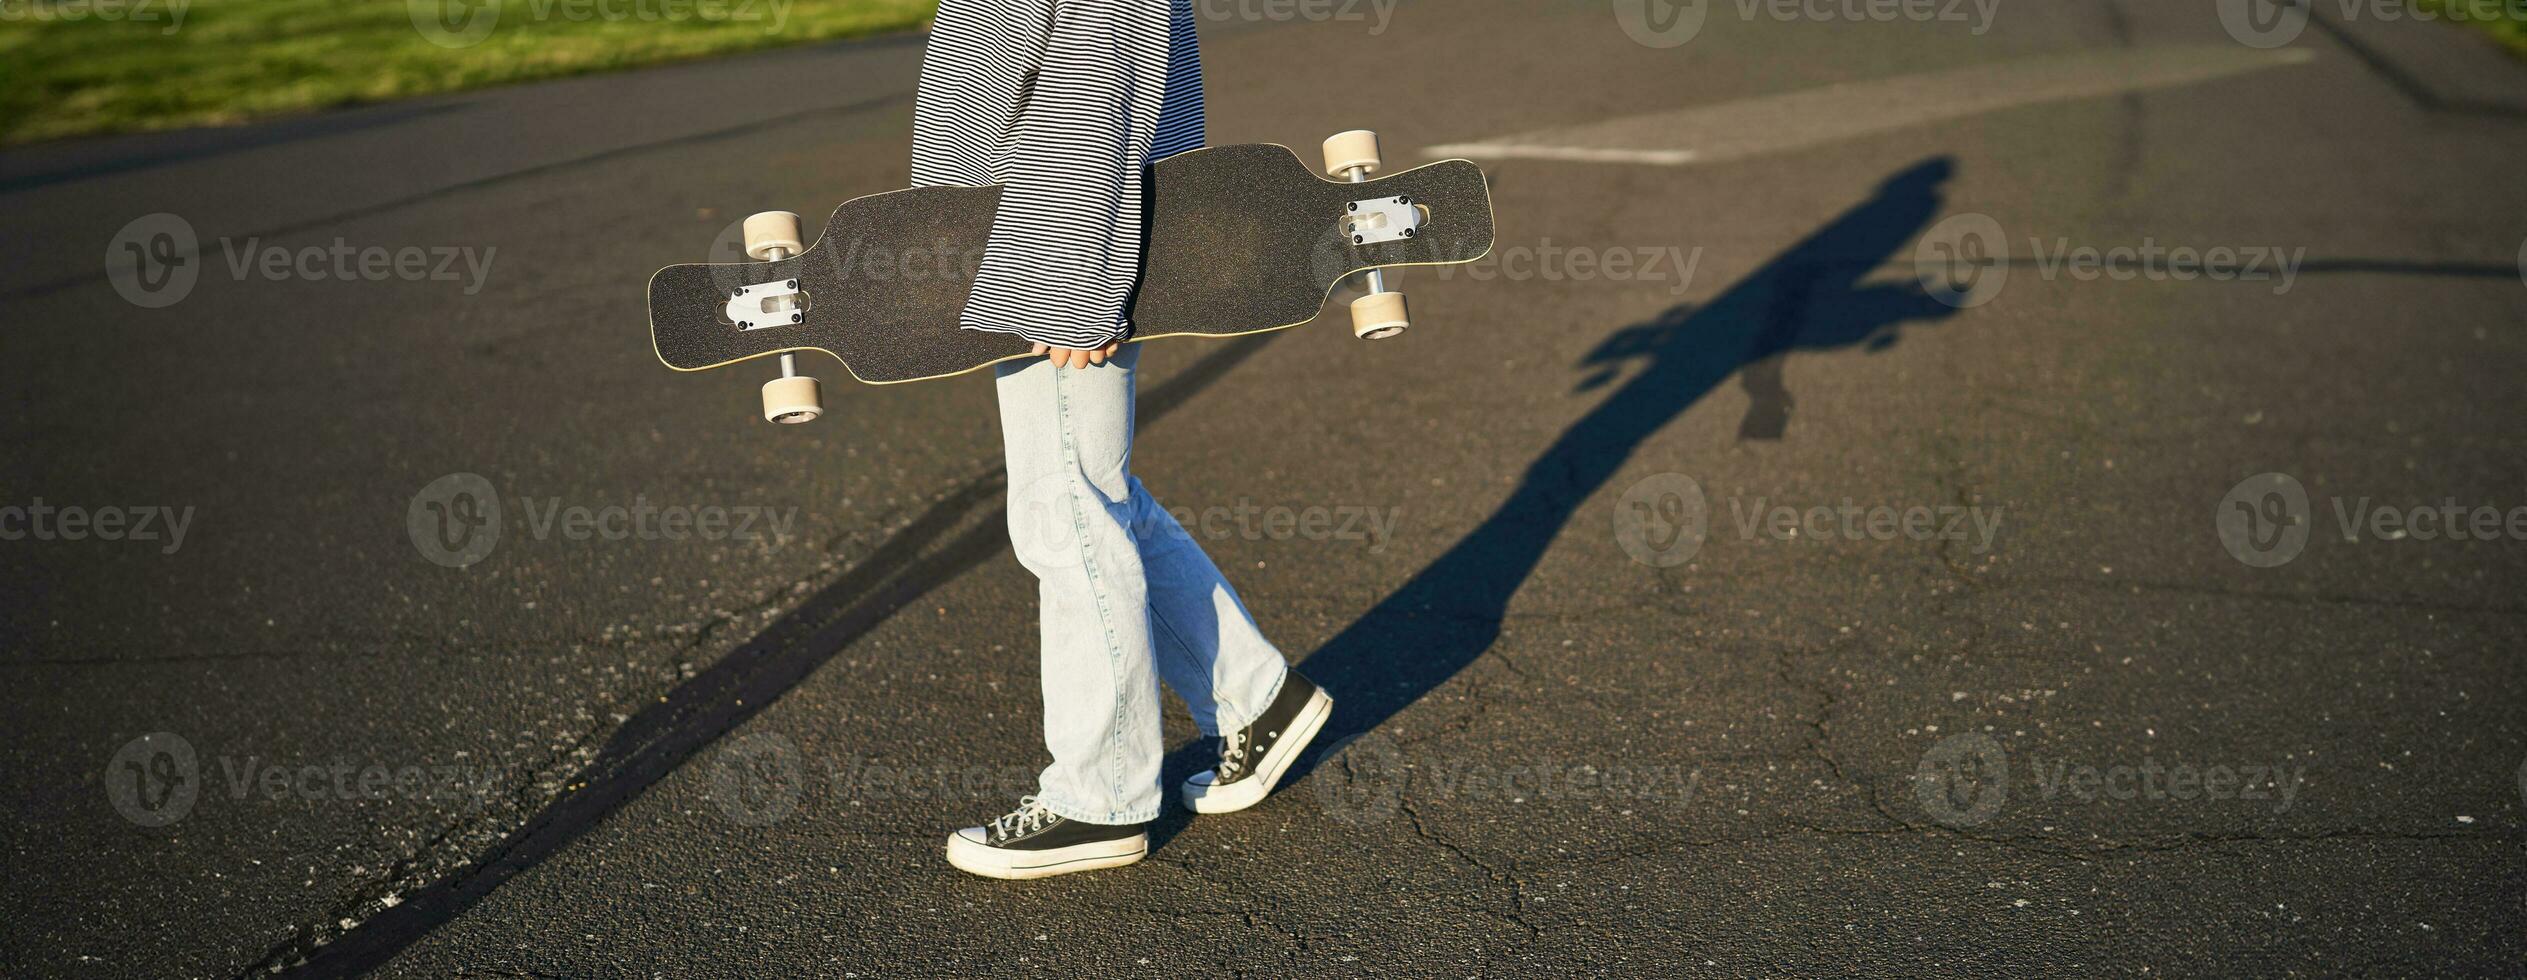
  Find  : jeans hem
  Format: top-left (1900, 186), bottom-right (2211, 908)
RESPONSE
top-left (1242, 665), bottom-right (1290, 735)
top-left (1034, 791), bottom-right (1157, 827)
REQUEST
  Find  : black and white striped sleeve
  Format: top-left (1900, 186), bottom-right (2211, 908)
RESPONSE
top-left (910, 0), bottom-right (1206, 350)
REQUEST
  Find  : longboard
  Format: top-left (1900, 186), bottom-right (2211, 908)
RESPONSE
top-left (647, 134), bottom-right (1494, 420)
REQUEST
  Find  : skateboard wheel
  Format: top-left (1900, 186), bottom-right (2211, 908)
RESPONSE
top-left (742, 211), bottom-right (806, 261)
top-left (1350, 291), bottom-right (1409, 340)
top-left (761, 374), bottom-right (823, 424)
top-left (1322, 130), bottom-right (1382, 178)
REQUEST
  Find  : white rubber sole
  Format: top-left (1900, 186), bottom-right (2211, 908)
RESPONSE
top-left (943, 829), bottom-right (1148, 880)
top-left (1179, 687), bottom-right (1335, 814)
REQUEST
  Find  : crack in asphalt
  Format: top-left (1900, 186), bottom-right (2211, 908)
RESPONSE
top-left (246, 485), bottom-right (1009, 976)
top-left (1398, 795), bottom-right (1544, 939)
top-left (241, 332), bottom-right (1288, 977)
top-left (215, 494), bottom-right (978, 975)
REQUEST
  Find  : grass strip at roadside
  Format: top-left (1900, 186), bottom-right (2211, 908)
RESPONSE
top-left (0, 0), bottom-right (936, 146)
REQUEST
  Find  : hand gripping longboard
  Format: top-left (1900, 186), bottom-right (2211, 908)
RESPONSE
top-left (647, 132), bottom-right (1495, 423)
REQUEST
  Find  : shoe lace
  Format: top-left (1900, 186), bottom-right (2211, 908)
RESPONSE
top-left (987, 796), bottom-right (1055, 842)
top-left (1217, 730), bottom-right (1252, 780)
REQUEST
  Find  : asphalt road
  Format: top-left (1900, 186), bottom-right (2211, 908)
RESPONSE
top-left (5, 1), bottom-right (2526, 976)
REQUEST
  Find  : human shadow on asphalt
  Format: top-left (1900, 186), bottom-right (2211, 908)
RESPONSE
top-left (266, 324), bottom-right (1292, 976)
top-left (1262, 157), bottom-right (1966, 800)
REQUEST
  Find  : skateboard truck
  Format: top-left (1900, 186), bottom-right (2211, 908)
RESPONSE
top-left (1341, 195), bottom-right (1422, 246)
top-left (724, 280), bottom-right (810, 331)
top-left (1323, 130), bottom-right (1411, 341)
top-left (741, 211), bottom-right (824, 424)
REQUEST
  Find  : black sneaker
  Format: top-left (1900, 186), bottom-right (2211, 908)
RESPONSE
top-left (944, 797), bottom-right (1148, 880)
top-left (1179, 671), bottom-right (1334, 813)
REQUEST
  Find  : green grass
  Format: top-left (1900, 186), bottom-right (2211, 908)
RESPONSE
top-left (0, 0), bottom-right (936, 146)
top-left (2416, 0), bottom-right (2527, 58)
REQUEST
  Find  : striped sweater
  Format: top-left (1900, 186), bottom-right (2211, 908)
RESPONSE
top-left (910, 0), bottom-right (1207, 350)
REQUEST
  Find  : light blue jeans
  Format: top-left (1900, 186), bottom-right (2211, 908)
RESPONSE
top-left (993, 344), bottom-right (1290, 825)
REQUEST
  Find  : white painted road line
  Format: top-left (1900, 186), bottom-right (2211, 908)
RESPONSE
top-left (1425, 46), bottom-right (2316, 167)
top-left (1419, 145), bottom-right (1701, 166)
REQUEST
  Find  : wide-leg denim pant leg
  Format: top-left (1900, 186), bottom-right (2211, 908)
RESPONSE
top-left (993, 344), bottom-right (1291, 825)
